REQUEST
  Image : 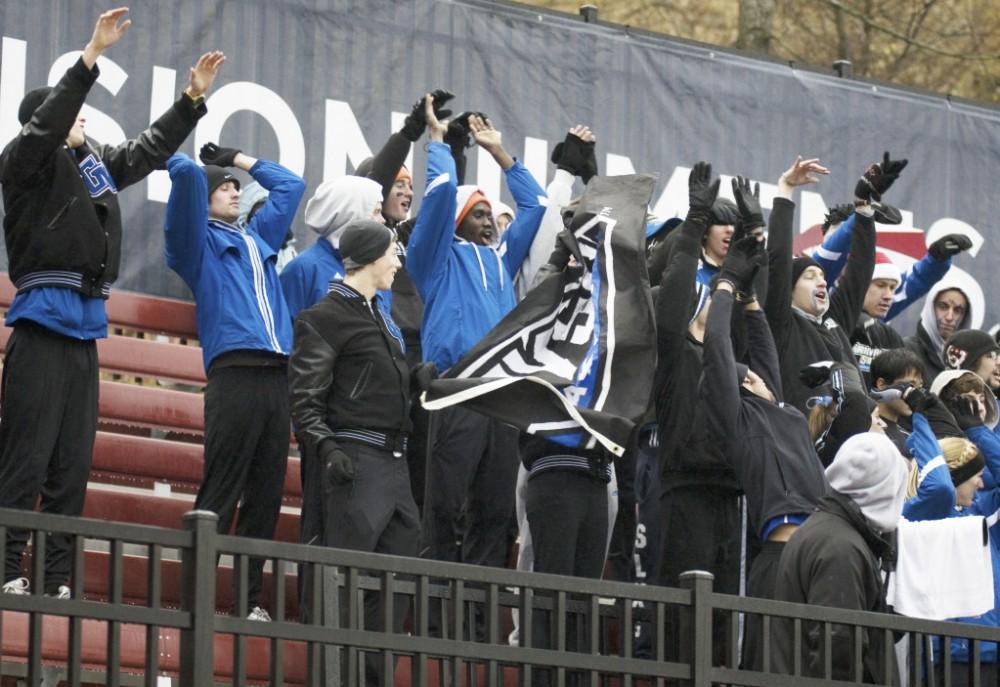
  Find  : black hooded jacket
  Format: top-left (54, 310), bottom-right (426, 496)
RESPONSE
top-left (772, 492), bottom-right (899, 685)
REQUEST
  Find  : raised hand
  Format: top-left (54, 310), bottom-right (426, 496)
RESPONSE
top-left (717, 234), bottom-right (765, 295)
top-left (468, 114), bottom-right (502, 150)
top-left (402, 89), bottom-right (454, 142)
top-left (732, 176), bottom-right (764, 237)
top-left (928, 233), bottom-right (973, 261)
top-left (779, 156), bottom-right (830, 188)
top-left (83, 7), bottom-right (131, 67)
top-left (199, 142), bottom-right (240, 168)
top-left (551, 125), bottom-right (596, 179)
top-left (187, 51), bottom-right (225, 99)
top-left (424, 94), bottom-right (448, 142)
top-left (685, 161), bottom-right (720, 229)
top-left (855, 151), bottom-right (908, 202)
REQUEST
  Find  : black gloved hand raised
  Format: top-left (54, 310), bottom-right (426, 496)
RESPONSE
top-left (902, 386), bottom-right (939, 414)
top-left (321, 446), bottom-right (355, 485)
top-left (928, 233), bottom-right (973, 261)
top-left (854, 151), bottom-right (908, 202)
top-left (799, 361), bottom-right (834, 389)
top-left (401, 89), bottom-right (455, 142)
top-left (199, 142), bottom-right (240, 168)
top-left (716, 235), bottom-right (765, 294)
top-left (732, 176), bottom-right (764, 236)
top-left (551, 133), bottom-right (596, 180)
top-left (948, 396), bottom-right (985, 431)
top-left (685, 161), bottom-right (720, 229)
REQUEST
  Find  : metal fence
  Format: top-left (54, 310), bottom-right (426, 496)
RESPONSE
top-left (0, 506), bottom-right (997, 686)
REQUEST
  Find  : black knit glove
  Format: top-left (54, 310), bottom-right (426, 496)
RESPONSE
top-left (199, 142), bottom-right (240, 168)
top-left (551, 132), bottom-right (596, 180)
top-left (685, 162), bottom-right (720, 229)
top-left (824, 203), bottom-right (855, 231)
top-left (928, 233), bottom-right (973, 261)
top-left (322, 445), bottom-right (355, 485)
top-left (902, 386), bottom-right (937, 414)
top-left (411, 362), bottom-right (438, 396)
top-left (799, 361), bottom-right (834, 389)
top-left (854, 151), bottom-right (908, 202)
top-left (948, 396), bottom-right (985, 431)
top-left (400, 89), bottom-right (454, 142)
top-left (732, 176), bottom-right (764, 236)
top-left (716, 235), bottom-right (765, 294)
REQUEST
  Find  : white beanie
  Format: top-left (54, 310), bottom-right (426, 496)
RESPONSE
top-left (492, 200), bottom-right (515, 224)
top-left (304, 176), bottom-right (383, 248)
top-left (826, 432), bottom-right (910, 532)
top-left (871, 251), bottom-right (901, 285)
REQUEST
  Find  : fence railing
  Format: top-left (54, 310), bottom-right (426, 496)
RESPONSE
top-left (0, 506), bottom-right (997, 686)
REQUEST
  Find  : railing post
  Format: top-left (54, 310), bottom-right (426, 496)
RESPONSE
top-left (180, 510), bottom-right (219, 686)
top-left (679, 570), bottom-right (715, 687)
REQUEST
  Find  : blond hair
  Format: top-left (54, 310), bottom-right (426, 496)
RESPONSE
top-left (905, 436), bottom-right (980, 499)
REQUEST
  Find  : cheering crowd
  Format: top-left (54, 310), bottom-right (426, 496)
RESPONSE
top-left (3, 8), bottom-right (1000, 685)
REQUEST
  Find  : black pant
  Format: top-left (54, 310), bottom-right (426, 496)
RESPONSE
top-left (526, 469), bottom-right (609, 687)
top-left (742, 539), bottom-right (786, 671)
top-left (421, 406), bottom-right (518, 567)
top-left (196, 364), bottom-right (289, 610)
top-left (310, 441), bottom-right (420, 686)
top-left (0, 323), bottom-right (98, 593)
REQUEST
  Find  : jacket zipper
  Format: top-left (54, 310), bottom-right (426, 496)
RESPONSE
top-left (46, 197), bottom-right (77, 229)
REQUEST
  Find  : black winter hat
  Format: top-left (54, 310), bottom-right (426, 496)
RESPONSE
top-left (792, 255), bottom-right (824, 285)
top-left (709, 198), bottom-right (740, 227)
top-left (943, 329), bottom-right (1000, 371)
top-left (18, 87), bottom-right (53, 125)
top-left (204, 165), bottom-right (239, 196)
top-left (340, 219), bottom-right (395, 270)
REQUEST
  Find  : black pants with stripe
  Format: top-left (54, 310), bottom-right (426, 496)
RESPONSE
top-left (0, 323), bottom-right (99, 593)
top-left (196, 364), bottom-right (289, 611)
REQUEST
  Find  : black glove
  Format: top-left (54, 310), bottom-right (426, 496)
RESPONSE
top-left (400, 89), bottom-right (455, 142)
top-left (823, 203), bottom-right (855, 231)
top-left (580, 143), bottom-right (598, 184)
top-left (731, 176), bottom-right (764, 236)
top-left (551, 133), bottom-right (596, 180)
top-left (685, 162), bottom-right (720, 229)
top-left (902, 386), bottom-right (938, 414)
top-left (716, 235), bottom-right (765, 294)
top-left (799, 361), bottom-right (834, 389)
top-left (199, 142), bottom-right (240, 168)
top-left (854, 151), bottom-right (908, 202)
top-left (948, 396), bottom-right (984, 431)
top-left (322, 446), bottom-right (355, 485)
top-left (928, 233), bottom-right (973, 261)
top-left (411, 362), bottom-right (438, 396)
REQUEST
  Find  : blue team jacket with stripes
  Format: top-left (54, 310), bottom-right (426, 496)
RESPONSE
top-left (164, 153), bottom-right (306, 370)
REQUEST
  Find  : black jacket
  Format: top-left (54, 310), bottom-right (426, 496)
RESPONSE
top-left (765, 199), bottom-right (875, 413)
top-left (852, 313), bottom-right (906, 389)
top-left (0, 57), bottom-right (204, 298)
top-left (772, 492), bottom-right (899, 685)
top-left (289, 281), bottom-right (412, 461)
top-left (702, 289), bottom-right (828, 537)
top-left (904, 323), bottom-right (945, 384)
top-left (652, 220), bottom-right (738, 493)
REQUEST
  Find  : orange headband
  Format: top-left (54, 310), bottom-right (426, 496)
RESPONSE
top-left (455, 190), bottom-right (491, 229)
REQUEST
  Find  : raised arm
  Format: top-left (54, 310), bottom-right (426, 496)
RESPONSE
top-left (163, 153), bottom-right (208, 288)
top-left (901, 409), bottom-right (955, 521)
top-left (827, 208), bottom-right (876, 329)
top-left (885, 235), bottom-right (969, 321)
top-left (240, 156), bottom-right (306, 252)
top-left (812, 212), bottom-right (854, 284)
top-left (700, 286), bottom-right (744, 438)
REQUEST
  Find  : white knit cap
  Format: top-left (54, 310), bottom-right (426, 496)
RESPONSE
top-left (826, 432), bottom-right (910, 532)
top-left (871, 251), bottom-right (901, 285)
top-left (304, 176), bottom-right (383, 248)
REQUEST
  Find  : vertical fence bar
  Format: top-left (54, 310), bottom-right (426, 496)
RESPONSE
top-left (792, 618), bottom-right (802, 676)
top-left (943, 635), bottom-right (952, 687)
top-left (971, 639), bottom-right (981, 687)
top-left (519, 586), bottom-right (533, 687)
top-left (654, 601), bottom-right (665, 687)
top-left (179, 510), bottom-right (219, 687)
top-left (853, 625), bottom-right (863, 682)
top-left (621, 597), bottom-right (634, 687)
top-left (381, 570), bottom-right (395, 687)
top-left (28, 529), bottom-right (44, 687)
top-left (884, 628), bottom-right (894, 687)
top-left (761, 615), bottom-right (771, 673)
top-left (233, 554), bottom-right (248, 687)
top-left (678, 571), bottom-right (714, 687)
top-left (106, 537), bottom-right (124, 687)
top-left (412, 574), bottom-right (429, 687)
top-left (323, 564), bottom-right (340, 686)
top-left (727, 611), bottom-right (739, 670)
top-left (270, 558), bottom-right (286, 687)
top-left (823, 622), bottom-right (833, 679)
top-left (0, 525), bottom-right (5, 669)
top-left (346, 566), bottom-right (361, 686)
top-left (305, 562), bottom-right (322, 687)
top-left (486, 583), bottom-right (499, 687)
top-left (588, 594), bottom-right (599, 687)
top-left (69, 533), bottom-right (85, 687)
top-left (144, 543), bottom-right (162, 687)
top-left (555, 590), bottom-right (566, 687)
top-left (450, 580), bottom-right (465, 686)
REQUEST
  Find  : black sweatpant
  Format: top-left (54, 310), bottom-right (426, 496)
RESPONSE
top-left (742, 539), bottom-right (786, 671)
top-left (421, 405), bottom-right (519, 567)
top-left (0, 323), bottom-right (98, 593)
top-left (526, 469), bottom-right (609, 687)
top-left (196, 364), bottom-right (289, 611)
top-left (657, 486), bottom-right (742, 667)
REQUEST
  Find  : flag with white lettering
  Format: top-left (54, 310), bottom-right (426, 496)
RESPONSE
top-left (421, 174), bottom-right (657, 455)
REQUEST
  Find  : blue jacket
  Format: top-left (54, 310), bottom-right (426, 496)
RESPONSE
top-left (279, 236), bottom-right (396, 331)
top-left (407, 142), bottom-right (546, 371)
top-left (164, 154), bottom-right (305, 369)
top-left (813, 213), bottom-right (950, 320)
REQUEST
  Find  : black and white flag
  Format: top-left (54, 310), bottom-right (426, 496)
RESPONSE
top-left (421, 174), bottom-right (657, 455)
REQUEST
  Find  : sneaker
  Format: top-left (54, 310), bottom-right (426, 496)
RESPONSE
top-left (247, 606), bottom-right (271, 622)
top-left (2, 578), bottom-right (29, 595)
top-left (50, 585), bottom-right (70, 600)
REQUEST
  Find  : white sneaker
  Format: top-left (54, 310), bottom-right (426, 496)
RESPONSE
top-left (247, 606), bottom-right (271, 622)
top-left (51, 585), bottom-right (70, 600)
top-left (2, 577), bottom-right (29, 595)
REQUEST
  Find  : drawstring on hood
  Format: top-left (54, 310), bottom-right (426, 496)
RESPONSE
top-left (304, 176), bottom-right (383, 250)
